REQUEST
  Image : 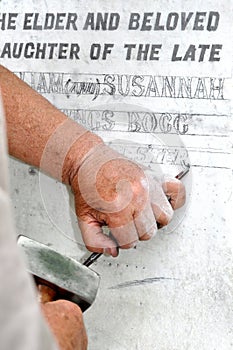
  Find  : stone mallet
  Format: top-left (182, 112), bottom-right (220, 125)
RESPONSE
top-left (18, 235), bottom-right (100, 311)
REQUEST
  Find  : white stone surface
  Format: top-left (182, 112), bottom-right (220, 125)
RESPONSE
top-left (1, 0), bottom-right (232, 349)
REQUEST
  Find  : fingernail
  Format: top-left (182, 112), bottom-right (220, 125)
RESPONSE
top-left (111, 247), bottom-right (119, 257)
top-left (103, 247), bottom-right (111, 256)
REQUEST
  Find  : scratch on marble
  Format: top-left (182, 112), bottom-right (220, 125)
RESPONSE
top-left (109, 276), bottom-right (179, 289)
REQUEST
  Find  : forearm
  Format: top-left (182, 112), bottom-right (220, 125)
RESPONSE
top-left (0, 66), bottom-right (186, 256)
top-left (0, 65), bottom-right (103, 183)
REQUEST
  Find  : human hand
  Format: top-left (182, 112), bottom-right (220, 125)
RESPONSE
top-left (0, 65), bottom-right (185, 257)
top-left (41, 297), bottom-right (87, 350)
top-left (66, 143), bottom-right (186, 257)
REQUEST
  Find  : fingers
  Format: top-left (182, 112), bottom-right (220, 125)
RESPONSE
top-left (41, 300), bottom-right (88, 350)
top-left (149, 179), bottom-right (174, 227)
top-left (78, 219), bottom-right (118, 257)
top-left (80, 210), bottom-right (156, 255)
top-left (109, 200), bottom-right (159, 246)
top-left (77, 171), bottom-right (186, 255)
top-left (162, 177), bottom-right (186, 209)
top-left (110, 220), bottom-right (139, 249)
top-left (78, 184), bottom-right (175, 256)
top-left (38, 285), bottom-right (56, 303)
top-left (134, 201), bottom-right (157, 241)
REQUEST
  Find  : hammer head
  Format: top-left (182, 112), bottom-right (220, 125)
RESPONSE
top-left (18, 235), bottom-right (100, 311)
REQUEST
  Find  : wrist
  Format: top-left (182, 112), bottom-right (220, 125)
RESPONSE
top-left (39, 117), bottom-right (104, 184)
top-left (61, 124), bottom-right (104, 185)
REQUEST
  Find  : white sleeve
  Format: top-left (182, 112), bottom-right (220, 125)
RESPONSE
top-left (0, 96), bottom-right (59, 350)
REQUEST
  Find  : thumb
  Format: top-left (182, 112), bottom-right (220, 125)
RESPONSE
top-left (162, 176), bottom-right (186, 209)
top-left (78, 219), bottom-right (119, 257)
